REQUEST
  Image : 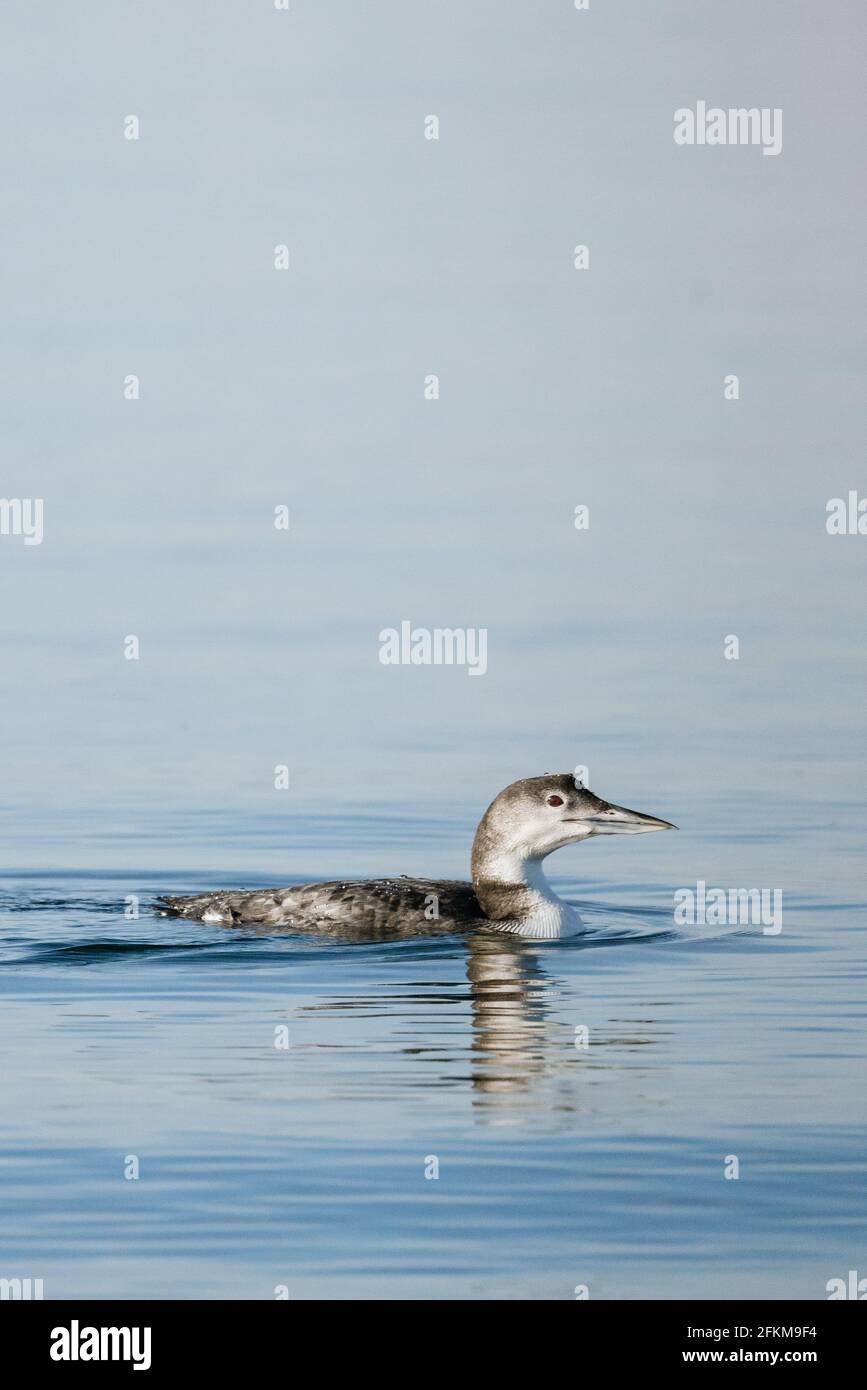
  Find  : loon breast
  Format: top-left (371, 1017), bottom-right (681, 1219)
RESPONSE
top-left (491, 901), bottom-right (584, 940)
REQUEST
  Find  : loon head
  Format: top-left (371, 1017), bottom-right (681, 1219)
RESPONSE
top-left (471, 774), bottom-right (676, 934)
top-left (473, 773), bottom-right (676, 866)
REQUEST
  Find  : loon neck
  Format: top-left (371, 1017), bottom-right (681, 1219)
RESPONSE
top-left (471, 845), bottom-right (582, 940)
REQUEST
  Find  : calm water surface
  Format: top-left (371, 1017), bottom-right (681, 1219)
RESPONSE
top-left (1, 795), bottom-right (864, 1300)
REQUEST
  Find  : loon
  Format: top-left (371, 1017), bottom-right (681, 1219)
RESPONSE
top-left (157, 774), bottom-right (676, 941)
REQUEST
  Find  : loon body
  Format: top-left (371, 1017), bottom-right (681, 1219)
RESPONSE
top-left (157, 774), bottom-right (676, 941)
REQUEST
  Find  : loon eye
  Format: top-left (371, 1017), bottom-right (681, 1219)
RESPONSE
top-left (546, 794), bottom-right (564, 807)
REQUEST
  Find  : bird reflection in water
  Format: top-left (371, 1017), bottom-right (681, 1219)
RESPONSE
top-left (294, 928), bottom-right (660, 1122)
top-left (463, 933), bottom-right (552, 1107)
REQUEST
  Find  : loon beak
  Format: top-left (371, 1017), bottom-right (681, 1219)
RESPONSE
top-left (585, 801), bottom-right (677, 836)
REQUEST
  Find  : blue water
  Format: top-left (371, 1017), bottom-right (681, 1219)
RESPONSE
top-left (1, 791), bottom-right (865, 1300)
